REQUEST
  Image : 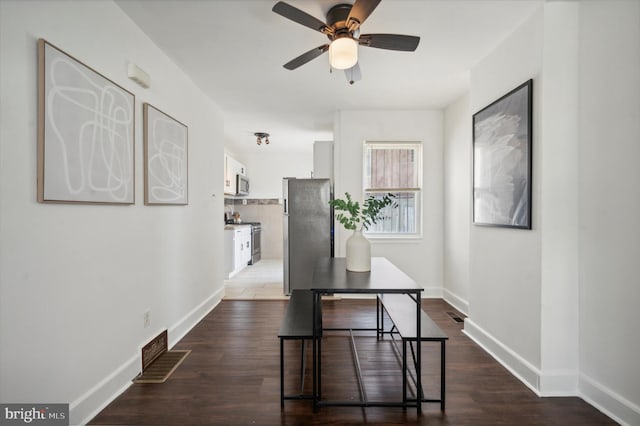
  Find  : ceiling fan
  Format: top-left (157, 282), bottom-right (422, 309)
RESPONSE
top-left (272, 0), bottom-right (420, 84)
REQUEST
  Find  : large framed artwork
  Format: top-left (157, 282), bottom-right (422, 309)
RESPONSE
top-left (143, 103), bottom-right (188, 205)
top-left (473, 79), bottom-right (533, 229)
top-left (37, 39), bottom-right (135, 204)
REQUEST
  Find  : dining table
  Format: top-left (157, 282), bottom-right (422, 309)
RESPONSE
top-left (309, 256), bottom-right (425, 415)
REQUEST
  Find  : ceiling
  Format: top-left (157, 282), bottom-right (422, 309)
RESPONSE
top-left (115, 0), bottom-right (541, 154)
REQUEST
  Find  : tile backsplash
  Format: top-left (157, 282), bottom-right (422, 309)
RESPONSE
top-left (224, 198), bottom-right (283, 260)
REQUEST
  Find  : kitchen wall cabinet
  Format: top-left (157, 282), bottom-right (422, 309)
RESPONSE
top-left (224, 154), bottom-right (247, 195)
top-left (224, 155), bottom-right (233, 195)
top-left (313, 141), bottom-right (334, 181)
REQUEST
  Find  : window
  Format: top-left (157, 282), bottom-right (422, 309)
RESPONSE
top-left (363, 142), bottom-right (422, 236)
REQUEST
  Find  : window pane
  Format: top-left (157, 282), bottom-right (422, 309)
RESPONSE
top-left (365, 192), bottom-right (417, 234)
top-left (365, 145), bottom-right (419, 189)
top-left (364, 142), bottom-right (421, 235)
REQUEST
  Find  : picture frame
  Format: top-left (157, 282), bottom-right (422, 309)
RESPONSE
top-left (37, 39), bottom-right (135, 204)
top-left (472, 79), bottom-right (532, 229)
top-left (143, 103), bottom-right (188, 205)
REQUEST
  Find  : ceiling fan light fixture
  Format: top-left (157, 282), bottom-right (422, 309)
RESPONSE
top-left (329, 37), bottom-right (358, 70)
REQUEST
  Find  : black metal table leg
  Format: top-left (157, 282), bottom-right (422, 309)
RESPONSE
top-left (312, 291), bottom-right (318, 409)
top-left (376, 296), bottom-right (380, 339)
top-left (402, 339), bottom-right (407, 404)
top-left (280, 338), bottom-right (284, 409)
top-left (441, 341), bottom-right (446, 411)
top-left (416, 291), bottom-right (422, 416)
top-left (300, 340), bottom-right (306, 395)
top-left (318, 331), bottom-right (322, 400)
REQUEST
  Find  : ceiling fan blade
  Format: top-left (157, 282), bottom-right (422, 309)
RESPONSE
top-left (272, 2), bottom-right (331, 34)
top-left (346, 0), bottom-right (382, 31)
top-left (358, 34), bottom-right (420, 51)
top-left (344, 63), bottom-right (361, 85)
top-left (283, 44), bottom-right (330, 70)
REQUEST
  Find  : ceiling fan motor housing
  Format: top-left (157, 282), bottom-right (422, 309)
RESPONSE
top-left (326, 4), bottom-right (353, 38)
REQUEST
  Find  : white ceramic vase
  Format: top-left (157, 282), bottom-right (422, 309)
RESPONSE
top-left (346, 229), bottom-right (371, 272)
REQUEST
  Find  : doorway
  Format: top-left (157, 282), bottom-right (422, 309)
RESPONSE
top-left (224, 259), bottom-right (286, 300)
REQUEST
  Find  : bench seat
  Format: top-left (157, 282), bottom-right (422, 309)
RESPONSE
top-left (377, 293), bottom-right (448, 341)
top-left (377, 293), bottom-right (448, 411)
top-left (278, 290), bottom-right (320, 408)
top-left (278, 290), bottom-right (316, 339)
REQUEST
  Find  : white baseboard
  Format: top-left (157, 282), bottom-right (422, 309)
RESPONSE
top-left (442, 288), bottom-right (469, 315)
top-left (342, 294), bottom-right (376, 299)
top-left (538, 369), bottom-right (578, 396)
top-left (70, 354), bottom-right (139, 426)
top-left (460, 317), bottom-right (639, 425)
top-left (462, 318), bottom-right (541, 396)
top-left (72, 288), bottom-right (224, 425)
top-left (422, 286), bottom-right (443, 298)
top-left (341, 286), bottom-right (442, 300)
top-left (169, 287), bottom-right (224, 348)
top-left (579, 373), bottom-right (640, 426)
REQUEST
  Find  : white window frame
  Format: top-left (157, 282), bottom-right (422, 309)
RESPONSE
top-left (362, 141), bottom-right (422, 239)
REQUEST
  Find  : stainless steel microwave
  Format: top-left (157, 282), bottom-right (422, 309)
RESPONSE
top-left (236, 174), bottom-right (249, 195)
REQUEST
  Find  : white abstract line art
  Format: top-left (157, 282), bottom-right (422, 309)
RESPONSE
top-left (144, 104), bottom-right (188, 205)
top-left (39, 40), bottom-right (134, 204)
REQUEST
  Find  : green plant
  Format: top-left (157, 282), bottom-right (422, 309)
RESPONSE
top-left (329, 192), bottom-right (395, 231)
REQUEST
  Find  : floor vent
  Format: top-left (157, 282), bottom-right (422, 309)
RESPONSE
top-left (446, 311), bottom-right (465, 323)
top-left (133, 330), bottom-right (191, 384)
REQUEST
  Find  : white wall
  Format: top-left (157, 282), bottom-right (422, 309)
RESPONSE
top-left (244, 150), bottom-right (313, 199)
top-left (465, 6), bottom-right (544, 385)
top-left (443, 93), bottom-right (471, 313)
top-left (578, 1), bottom-right (640, 424)
top-left (333, 110), bottom-right (444, 295)
top-left (450, 2), bottom-right (640, 423)
top-left (539, 1), bottom-right (579, 395)
top-left (0, 1), bottom-right (225, 424)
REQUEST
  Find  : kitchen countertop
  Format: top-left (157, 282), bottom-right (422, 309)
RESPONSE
top-left (224, 224), bottom-right (251, 230)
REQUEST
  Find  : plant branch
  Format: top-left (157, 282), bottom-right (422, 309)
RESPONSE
top-left (329, 192), bottom-right (396, 231)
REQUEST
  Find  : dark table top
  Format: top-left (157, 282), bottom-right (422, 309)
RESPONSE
top-left (310, 257), bottom-right (423, 294)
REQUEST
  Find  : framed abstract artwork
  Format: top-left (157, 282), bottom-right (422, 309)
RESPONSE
top-left (143, 103), bottom-right (188, 205)
top-left (473, 79), bottom-right (532, 229)
top-left (37, 39), bottom-right (135, 204)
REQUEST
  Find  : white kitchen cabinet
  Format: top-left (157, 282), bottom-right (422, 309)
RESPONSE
top-left (229, 225), bottom-right (251, 277)
top-left (224, 155), bottom-right (234, 195)
top-left (241, 229), bottom-right (252, 265)
top-left (235, 159), bottom-right (246, 177)
top-left (223, 154), bottom-right (247, 195)
top-left (223, 229), bottom-right (235, 276)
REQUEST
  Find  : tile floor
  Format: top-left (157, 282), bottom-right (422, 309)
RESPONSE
top-left (223, 259), bottom-right (288, 300)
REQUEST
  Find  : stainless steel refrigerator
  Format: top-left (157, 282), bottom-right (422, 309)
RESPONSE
top-left (283, 178), bottom-right (333, 295)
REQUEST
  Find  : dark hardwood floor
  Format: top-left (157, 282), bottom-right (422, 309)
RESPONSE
top-left (90, 299), bottom-right (615, 425)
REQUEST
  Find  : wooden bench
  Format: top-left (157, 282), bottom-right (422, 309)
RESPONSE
top-left (277, 290), bottom-right (321, 408)
top-left (377, 293), bottom-right (448, 411)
